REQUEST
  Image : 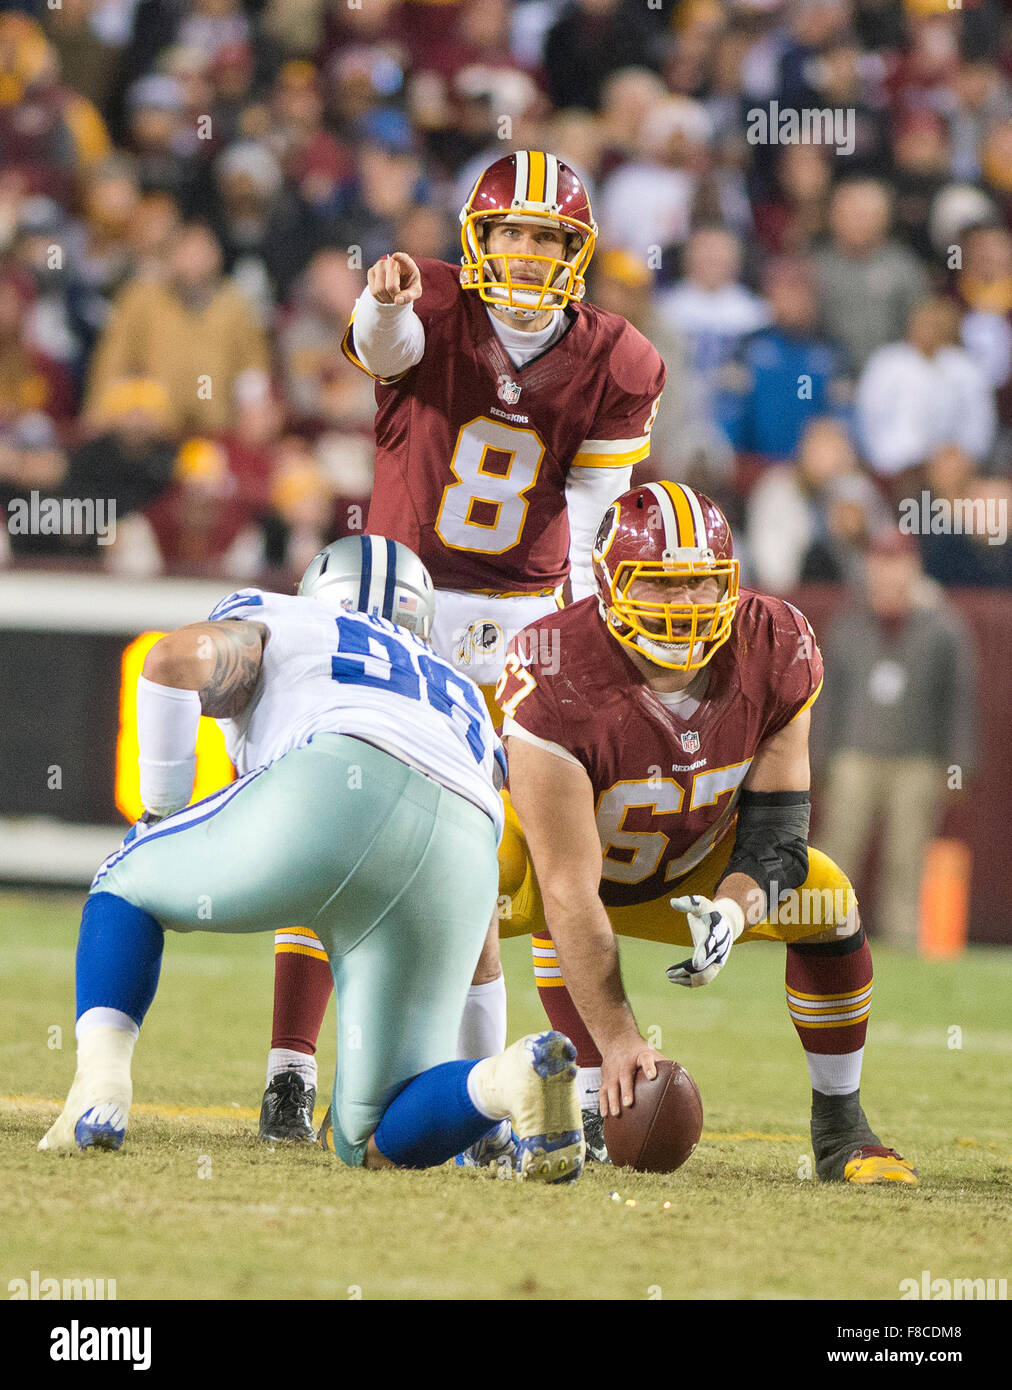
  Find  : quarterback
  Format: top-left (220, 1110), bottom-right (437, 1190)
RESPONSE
top-left (261, 149), bottom-right (667, 1147)
top-left (495, 481), bottom-right (918, 1185)
top-left (38, 536), bottom-right (584, 1184)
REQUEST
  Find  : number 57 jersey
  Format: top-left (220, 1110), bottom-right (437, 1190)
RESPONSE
top-left (346, 258), bottom-right (666, 594)
top-left (207, 589), bottom-right (505, 838)
top-left (496, 592), bottom-right (823, 904)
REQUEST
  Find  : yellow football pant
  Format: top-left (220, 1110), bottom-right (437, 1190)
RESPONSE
top-left (496, 791), bottom-right (858, 947)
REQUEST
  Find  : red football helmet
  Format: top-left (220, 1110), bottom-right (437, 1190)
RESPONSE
top-left (592, 481), bottom-right (740, 672)
top-left (459, 150), bottom-right (597, 317)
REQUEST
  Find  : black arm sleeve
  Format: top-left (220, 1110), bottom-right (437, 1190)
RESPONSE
top-left (722, 790), bottom-right (811, 910)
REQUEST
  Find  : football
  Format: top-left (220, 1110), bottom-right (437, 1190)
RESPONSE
top-left (603, 1060), bottom-right (703, 1173)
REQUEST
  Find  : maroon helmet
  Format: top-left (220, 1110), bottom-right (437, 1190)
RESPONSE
top-left (459, 150), bottom-right (597, 317)
top-left (592, 481), bottom-right (740, 672)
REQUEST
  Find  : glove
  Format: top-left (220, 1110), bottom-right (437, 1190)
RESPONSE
top-left (122, 811), bottom-right (163, 848)
top-left (667, 895), bottom-right (746, 988)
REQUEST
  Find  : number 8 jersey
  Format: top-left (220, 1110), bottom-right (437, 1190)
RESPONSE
top-left (207, 589), bottom-right (505, 838)
top-left (496, 592), bottom-right (824, 904)
top-left (344, 258), bottom-right (666, 595)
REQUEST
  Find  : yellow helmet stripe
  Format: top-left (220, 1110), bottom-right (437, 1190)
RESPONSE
top-left (659, 481), bottom-right (698, 547)
top-left (527, 149), bottom-right (547, 202)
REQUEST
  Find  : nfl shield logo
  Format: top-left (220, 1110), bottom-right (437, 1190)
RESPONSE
top-left (497, 375), bottom-right (522, 406)
top-left (680, 731), bottom-right (701, 754)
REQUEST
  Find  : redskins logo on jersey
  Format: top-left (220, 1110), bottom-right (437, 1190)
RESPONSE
top-left (592, 481), bottom-right (740, 672)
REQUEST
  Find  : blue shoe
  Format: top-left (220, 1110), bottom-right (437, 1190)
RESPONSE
top-left (74, 1103), bottom-right (128, 1151)
top-left (455, 1118), bottom-right (517, 1174)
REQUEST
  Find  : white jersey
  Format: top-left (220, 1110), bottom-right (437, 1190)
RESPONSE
top-left (207, 588), bottom-right (505, 838)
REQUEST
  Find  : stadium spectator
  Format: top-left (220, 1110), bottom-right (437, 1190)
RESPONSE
top-left (955, 223), bottom-right (1012, 445)
top-left (656, 224), bottom-right (768, 430)
top-left (745, 417), bottom-right (883, 593)
top-left (65, 376), bottom-right (178, 538)
top-left (85, 220), bottom-right (270, 433)
top-left (278, 249), bottom-right (372, 433)
top-left (915, 445), bottom-right (1012, 591)
top-left (855, 295), bottom-right (997, 484)
top-left (542, 0), bottom-right (663, 114)
top-left (0, 266), bottom-right (75, 425)
top-left (0, 411), bottom-right (69, 559)
top-left (588, 248), bottom-right (705, 478)
top-left (813, 179), bottom-right (929, 371)
top-left (43, 0), bottom-right (124, 114)
top-left (753, 142), bottom-right (833, 257)
top-left (718, 255), bottom-right (852, 465)
top-left (797, 471), bottom-right (890, 586)
top-left (0, 13), bottom-right (111, 202)
top-left (815, 529), bottom-right (979, 949)
top-left (598, 97), bottom-right (711, 265)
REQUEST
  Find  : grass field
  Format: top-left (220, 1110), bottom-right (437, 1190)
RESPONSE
top-left (2, 888), bottom-right (1010, 1302)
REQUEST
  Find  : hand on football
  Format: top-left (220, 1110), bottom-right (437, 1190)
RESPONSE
top-left (600, 1035), bottom-right (668, 1118)
top-left (368, 252), bottom-right (422, 306)
top-left (667, 894), bottom-right (746, 988)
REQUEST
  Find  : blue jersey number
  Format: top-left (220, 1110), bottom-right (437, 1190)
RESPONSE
top-left (330, 616), bottom-right (486, 766)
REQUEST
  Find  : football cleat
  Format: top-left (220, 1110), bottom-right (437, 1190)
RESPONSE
top-left (471, 1031), bottom-right (585, 1184)
top-left (259, 1071), bottom-right (317, 1143)
top-left (38, 1026), bottom-right (134, 1153)
top-left (844, 1145), bottom-right (920, 1186)
top-left (581, 1108), bottom-right (611, 1165)
top-left (455, 1118), bottom-right (518, 1174)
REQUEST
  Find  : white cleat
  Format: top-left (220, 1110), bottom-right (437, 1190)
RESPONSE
top-left (38, 1026), bottom-right (134, 1153)
top-left (470, 1031), bottom-right (585, 1184)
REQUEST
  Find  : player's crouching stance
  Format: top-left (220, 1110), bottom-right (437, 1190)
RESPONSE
top-left (496, 483), bottom-right (917, 1186)
top-left (39, 537), bottom-right (584, 1183)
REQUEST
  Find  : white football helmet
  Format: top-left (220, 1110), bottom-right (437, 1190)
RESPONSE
top-left (298, 535), bottom-right (436, 641)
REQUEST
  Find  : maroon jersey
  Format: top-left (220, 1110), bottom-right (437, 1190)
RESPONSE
top-left (497, 591), bottom-right (823, 906)
top-left (343, 258), bottom-right (666, 593)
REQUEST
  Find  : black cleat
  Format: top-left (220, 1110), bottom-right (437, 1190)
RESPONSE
top-left (258, 1071), bottom-right (316, 1143)
top-left (811, 1087), bottom-right (880, 1181)
top-left (582, 1107), bottom-right (611, 1165)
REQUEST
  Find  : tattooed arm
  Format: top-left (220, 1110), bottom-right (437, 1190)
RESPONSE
top-left (142, 621), bottom-right (269, 718)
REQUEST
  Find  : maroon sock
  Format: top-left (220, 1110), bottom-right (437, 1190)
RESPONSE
top-left (271, 930), bottom-right (333, 1055)
top-left (531, 933), bottom-right (602, 1067)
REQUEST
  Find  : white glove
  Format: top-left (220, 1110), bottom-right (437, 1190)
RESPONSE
top-left (667, 895), bottom-right (746, 988)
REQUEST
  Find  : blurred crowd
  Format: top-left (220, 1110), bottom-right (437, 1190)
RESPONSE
top-left (0, 0), bottom-right (1010, 591)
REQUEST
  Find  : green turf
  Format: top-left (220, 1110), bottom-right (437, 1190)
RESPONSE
top-left (2, 889), bottom-right (1009, 1300)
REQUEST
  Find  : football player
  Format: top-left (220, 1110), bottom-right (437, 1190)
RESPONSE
top-left (261, 150), bottom-right (667, 1150)
top-left (38, 536), bottom-right (585, 1185)
top-left (494, 481), bottom-right (919, 1185)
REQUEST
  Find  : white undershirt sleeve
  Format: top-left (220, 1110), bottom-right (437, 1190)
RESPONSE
top-left (565, 464), bottom-right (633, 601)
top-left (349, 289), bottom-right (426, 380)
top-left (136, 675), bottom-right (202, 818)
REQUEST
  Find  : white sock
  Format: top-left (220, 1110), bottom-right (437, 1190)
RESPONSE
top-left (466, 1058), bottom-right (510, 1122)
top-left (805, 1048), bottom-right (864, 1096)
top-left (457, 974), bottom-right (507, 1058)
top-left (577, 1065), bottom-right (602, 1112)
top-left (267, 1047), bottom-right (317, 1090)
top-left (76, 1007), bottom-right (138, 1041)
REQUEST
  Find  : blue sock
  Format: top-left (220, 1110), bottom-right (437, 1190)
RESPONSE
top-left (76, 893), bottom-right (164, 1029)
top-left (372, 1060), bottom-right (496, 1168)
